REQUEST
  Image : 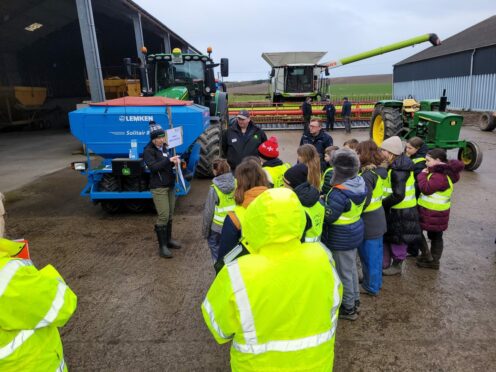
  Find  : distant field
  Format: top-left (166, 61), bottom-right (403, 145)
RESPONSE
top-left (328, 83), bottom-right (392, 99)
top-left (228, 76), bottom-right (393, 102)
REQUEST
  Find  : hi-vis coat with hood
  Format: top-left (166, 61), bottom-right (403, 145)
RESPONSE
top-left (0, 238), bottom-right (77, 371)
top-left (202, 189), bottom-right (342, 372)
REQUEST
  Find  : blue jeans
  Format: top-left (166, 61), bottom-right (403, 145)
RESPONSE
top-left (358, 238), bottom-right (383, 295)
top-left (207, 231), bottom-right (221, 262)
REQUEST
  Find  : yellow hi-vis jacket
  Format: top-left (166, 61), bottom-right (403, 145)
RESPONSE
top-left (382, 169), bottom-right (417, 209)
top-left (263, 163), bottom-right (291, 188)
top-left (212, 184), bottom-right (235, 226)
top-left (0, 238), bottom-right (77, 372)
top-left (417, 174), bottom-right (453, 211)
top-left (303, 202), bottom-right (325, 242)
top-left (202, 189), bottom-right (343, 372)
top-left (363, 170), bottom-right (384, 213)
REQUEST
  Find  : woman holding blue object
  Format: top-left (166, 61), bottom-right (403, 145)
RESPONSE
top-left (143, 121), bottom-right (182, 258)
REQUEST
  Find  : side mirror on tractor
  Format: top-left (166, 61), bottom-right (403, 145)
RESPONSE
top-left (220, 58), bottom-right (229, 77)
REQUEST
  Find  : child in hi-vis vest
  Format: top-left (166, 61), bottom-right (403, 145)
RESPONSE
top-left (258, 136), bottom-right (290, 188)
top-left (202, 159), bottom-right (236, 262)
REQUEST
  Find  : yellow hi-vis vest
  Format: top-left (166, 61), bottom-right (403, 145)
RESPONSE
top-left (264, 163), bottom-right (291, 188)
top-left (303, 201), bottom-right (325, 242)
top-left (363, 170), bottom-right (384, 213)
top-left (212, 184), bottom-right (235, 226)
top-left (202, 240), bottom-right (343, 371)
top-left (320, 167), bottom-right (333, 189)
top-left (382, 169), bottom-right (417, 209)
top-left (417, 174), bottom-right (453, 212)
top-left (326, 187), bottom-right (366, 225)
top-left (0, 252), bottom-right (77, 371)
top-left (412, 157), bottom-right (426, 164)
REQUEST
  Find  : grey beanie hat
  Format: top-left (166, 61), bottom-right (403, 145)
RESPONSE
top-left (380, 136), bottom-right (403, 155)
top-left (330, 148), bottom-right (360, 185)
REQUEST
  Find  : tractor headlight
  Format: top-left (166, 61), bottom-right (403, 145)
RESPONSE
top-left (205, 86), bottom-right (211, 93)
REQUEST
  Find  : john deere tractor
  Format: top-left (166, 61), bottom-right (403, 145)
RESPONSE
top-left (370, 90), bottom-right (483, 170)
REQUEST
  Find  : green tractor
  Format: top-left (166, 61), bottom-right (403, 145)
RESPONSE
top-left (370, 90), bottom-right (483, 171)
top-left (125, 47), bottom-right (229, 177)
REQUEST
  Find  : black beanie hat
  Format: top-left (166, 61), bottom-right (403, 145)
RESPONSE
top-left (149, 121), bottom-right (166, 140)
top-left (284, 163), bottom-right (308, 188)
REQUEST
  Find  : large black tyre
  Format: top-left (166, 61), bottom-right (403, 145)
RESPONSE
top-left (196, 125), bottom-right (222, 178)
top-left (99, 174), bottom-right (122, 214)
top-left (458, 141), bottom-right (483, 171)
top-left (370, 105), bottom-right (404, 145)
top-left (123, 176), bottom-right (150, 213)
top-left (479, 112), bottom-right (496, 132)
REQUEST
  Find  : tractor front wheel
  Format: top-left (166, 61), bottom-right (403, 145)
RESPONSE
top-left (370, 106), bottom-right (403, 145)
top-left (458, 141), bottom-right (483, 171)
top-left (196, 125), bottom-right (222, 178)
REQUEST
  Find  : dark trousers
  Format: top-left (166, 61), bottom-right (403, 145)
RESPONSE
top-left (326, 118), bottom-right (335, 131)
top-left (343, 116), bottom-right (351, 133)
top-left (303, 115), bottom-right (311, 133)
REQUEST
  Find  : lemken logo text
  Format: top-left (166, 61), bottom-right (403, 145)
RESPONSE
top-left (119, 115), bottom-right (154, 122)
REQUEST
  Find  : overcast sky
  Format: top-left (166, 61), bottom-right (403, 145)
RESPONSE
top-left (134, 0), bottom-right (495, 81)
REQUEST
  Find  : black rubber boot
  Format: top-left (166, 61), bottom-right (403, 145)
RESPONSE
top-left (418, 239), bottom-right (443, 269)
top-left (166, 220), bottom-right (182, 249)
top-left (155, 225), bottom-right (172, 258)
top-left (416, 235), bottom-right (433, 264)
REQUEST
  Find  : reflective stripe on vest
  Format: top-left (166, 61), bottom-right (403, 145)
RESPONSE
top-left (226, 258), bottom-right (340, 355)
top-left (264, 163), bottom-right (291, 188)
top-left (418, 174), bottom-right (453, 212)
top-left (383, 169), bottom-right (417, 209)
top-left (0, 280), bottom-right (68, 360)
top-left (56, 358), bottom-right (66, 372)
top-left (363, 170), bottom-right (384, 213)
top-left (212, 184), bottom-right (235, 226)
top-left (0, 259), bottom-right (31, 297)
top-left (303, 202), bottom-right (325, 242)
top-left (202, 298), bottom-right (233, 340)
top-left (332, 198), bottom-right (365, 225)
top-left (413, 157), bottom-right (426, 164)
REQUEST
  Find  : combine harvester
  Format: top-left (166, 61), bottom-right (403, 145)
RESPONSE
top-left (229, 34), bottom-right (441, 130)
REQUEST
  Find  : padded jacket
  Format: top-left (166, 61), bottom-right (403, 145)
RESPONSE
top-left (143, 142), bottom-right (175, 189)
top-left (383, 154), bottom-right (421, 245)
top-left (321, 176), bottom-right (367, 251)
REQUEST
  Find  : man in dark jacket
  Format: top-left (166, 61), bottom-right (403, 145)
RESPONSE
top-left (323, 97), bottom-right (336, 131)
top-left (341, 97), bottom-right (352, 134)
top-left (300, 119), bottom-right (333, 170)
top-left (301, 97), bottom-right (313, 132)
top-left (222, 110), bottom-right (267, 170)
top-left (143, 121), bottom-right (182, 258)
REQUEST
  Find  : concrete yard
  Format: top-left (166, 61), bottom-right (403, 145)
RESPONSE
top-left (1, 125), bottom-right (496, 371)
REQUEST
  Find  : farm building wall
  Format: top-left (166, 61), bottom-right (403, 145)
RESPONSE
top-left (393, 45), bottom-right (496, 111)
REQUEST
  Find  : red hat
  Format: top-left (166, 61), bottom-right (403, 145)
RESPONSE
top-left (258, 136), bottom-right (279, 159)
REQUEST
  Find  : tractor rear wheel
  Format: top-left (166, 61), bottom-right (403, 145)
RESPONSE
top-left (458, 141), bottom-right (483, 171)
top-left (99, 174), bottom-right (122, 214)
top-left (370, 106), bottom-right (403, 145)
top-left (196, 125), bottom-right (222, 178)
top-left (479, 112), bottom-right (496, 131)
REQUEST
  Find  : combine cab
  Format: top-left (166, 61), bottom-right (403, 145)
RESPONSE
top-left (371, 91), bottom-right (483, 171)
